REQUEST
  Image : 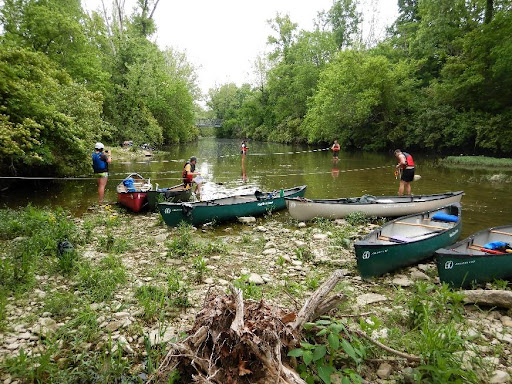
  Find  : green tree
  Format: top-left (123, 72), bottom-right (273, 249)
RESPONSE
top-left (0, 47), bottom-right (106, 176)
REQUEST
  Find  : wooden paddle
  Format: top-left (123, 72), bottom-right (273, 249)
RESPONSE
top-left (490, 230), bottom-right (512, 236)
top-left (394, 221), bottom-right (448, 230)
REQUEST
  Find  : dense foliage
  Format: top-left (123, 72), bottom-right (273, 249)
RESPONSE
top-left (0, 0), bottom-right (198, 176)
top-left (207, 0), bottom-right (512, 155)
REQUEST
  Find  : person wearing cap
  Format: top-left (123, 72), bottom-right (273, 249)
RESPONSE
top-left (92, 142), bottom-right (111, 203)
top-left (182, 156), bottom-right (201, 194)
top-left (240, 140), bottom-right (248, 155)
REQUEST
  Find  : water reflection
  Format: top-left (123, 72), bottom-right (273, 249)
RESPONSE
top-left (1, 138), bottom-right (511, 236)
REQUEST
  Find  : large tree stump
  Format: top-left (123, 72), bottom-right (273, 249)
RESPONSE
top-left (148, 269), bottom-right (347, 384)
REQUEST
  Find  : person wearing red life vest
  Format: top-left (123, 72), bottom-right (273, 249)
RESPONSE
top-left (394, 149), bottom-right (415, 196)
top-left (240, 140), bottom-right (248, 155)
top-left (182, 156), bottom-right (201, 194)
top-left (331, 140), bottom-right (340, 159)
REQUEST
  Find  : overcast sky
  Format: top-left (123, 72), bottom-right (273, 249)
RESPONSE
top-left (84, 0), bottom-right (398, 97)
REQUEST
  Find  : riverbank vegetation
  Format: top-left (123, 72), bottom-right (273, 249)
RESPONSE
top-left (443, 156), bottom-right (512, 168)
top-left (0, 1), bottom-right (197, 177)
top-left (207, 0), bottom-right (512, 156)
top-left (1, 205), bottom-right (511, 383)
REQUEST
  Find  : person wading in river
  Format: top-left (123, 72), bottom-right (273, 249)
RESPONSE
top-left (394, 149), bottom-right (415, 196)
top-left (182, 156), bottom-right (202, 195)
top-left (92, 142), bottom-right (111, 204)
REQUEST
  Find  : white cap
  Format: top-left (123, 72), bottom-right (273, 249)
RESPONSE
top-left (94, 142), bottom-right (104, 150)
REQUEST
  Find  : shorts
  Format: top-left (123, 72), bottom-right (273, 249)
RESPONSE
top-left (401, 168), bottom-right (415, 182)
top-left (332, 151), bottom-right (339, 158)
top-left (95, 172), bottom-right (109, 178)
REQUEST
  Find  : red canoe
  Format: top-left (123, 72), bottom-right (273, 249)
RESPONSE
top-left (117, 173), bottom-right (152, 212)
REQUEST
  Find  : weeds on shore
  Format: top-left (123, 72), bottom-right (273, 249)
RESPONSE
top-left (0, 206), bottom-right (79, 293)
top-left (442, 155), bottom-right (512, 169)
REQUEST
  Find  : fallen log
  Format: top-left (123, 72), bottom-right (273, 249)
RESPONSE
top-left (148, 269), bottom-right (347, 383)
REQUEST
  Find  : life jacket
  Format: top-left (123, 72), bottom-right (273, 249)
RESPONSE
top-left (182, 161), bottom-right (195, 183)
top-left (332, 143), bottom-right (340, 151)
top-left (403, 152), bottom-right (415, 168)
top-left (241, 143), bottom-right (248, 152)
top-left (92, 152), bottom-right (107, 172)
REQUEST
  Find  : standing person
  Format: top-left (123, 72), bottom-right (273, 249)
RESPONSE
top-left (182, 156), bottom-right (201, 194)
top-left (331, 140), bottom-right (340, 159)
top-left (240, 140), bottom-right (248, 155)
top-left (92, 142), bottom-right (111, 204)
top-left (394, 149), bottom-right (415, 196)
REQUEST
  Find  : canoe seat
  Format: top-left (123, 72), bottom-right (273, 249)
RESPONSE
top-left (378, 235), bottom-right (411, 243)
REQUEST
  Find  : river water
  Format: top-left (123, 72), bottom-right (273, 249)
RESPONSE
top-left (2, 138), bottom-right (511, 237)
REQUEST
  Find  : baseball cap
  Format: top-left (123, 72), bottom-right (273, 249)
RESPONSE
top-left (190, 156), bottom-right (197, 162)
top-left (95, 142), bottom-right (104, 150)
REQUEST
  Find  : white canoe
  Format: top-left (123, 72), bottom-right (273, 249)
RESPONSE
top-left (285, 191), bottom-right (464, 221)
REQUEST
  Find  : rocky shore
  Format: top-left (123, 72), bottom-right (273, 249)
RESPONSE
top-left (0, 206), bottom-right (511, 383)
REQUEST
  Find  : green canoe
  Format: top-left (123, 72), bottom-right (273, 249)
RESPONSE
top-left (355, 203), bottom-right (462, 278)
top-left (147, 184), bottom-right (192, 210)
top-left (435, 225), bottom-right (512, 288)
top-left (158, 185), bottom-right (307, 227)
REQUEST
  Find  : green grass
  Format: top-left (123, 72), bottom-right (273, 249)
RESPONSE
top-left (0, 205), bottom-right (80, 292)
top-left (75, 256), bottom-right (127, 302)
top-left (443, 155), bottom-right (512, 168)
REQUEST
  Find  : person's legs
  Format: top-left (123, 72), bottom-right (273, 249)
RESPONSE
top-left (97, 176), bottom-right (108, 203)
top-left (405, 182), bottom-right (412, 195)
top-left (398, 180), bottom-right (405, 196)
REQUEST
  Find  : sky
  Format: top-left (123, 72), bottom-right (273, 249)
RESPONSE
top-left (84, 0), bottom-right (398, 98)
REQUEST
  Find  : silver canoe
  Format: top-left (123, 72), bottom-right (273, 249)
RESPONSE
top-left (285, 191), bottom-right (464, 221)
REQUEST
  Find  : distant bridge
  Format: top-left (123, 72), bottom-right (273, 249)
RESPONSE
top-left (196, 118), bottom-right (223, 128)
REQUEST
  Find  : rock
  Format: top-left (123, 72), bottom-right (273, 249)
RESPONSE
top-left (376, 362), bottom-right (392, 379)
top-left (261, 274), bottom-right (272, 283)
top-left (294, 240), bottom-right (306, 248)
top-left (262, 248), bottom-right (277, 256)
top-left (297, 222), bottom-right (306, 228)
top-left (410, 270), bottom-right (430, 281)
top-left (333, 219), bottom-right (348, 226)
top-left (118, 336), bottom-right (135, 354)
top-left (105, 320), bottom-right (125, 332)
top-left (248, 273), bottom-right (265, 285)
top-left (392, 276), bottom-right (414, 287)
top-left (254, 226), bottom-right (267, 232)
top-left (204, 278), bottom-right (214, 284)
top-left (148, 328), bottom-right (175, 346)
top-left (490, 370), bottom-right (510, 383)
top-left (18, 332), bottom-right (32, 340)
top-left (502, 316), bottom-right (512, 327)
top-left (238, 217), bottom-right (256, 224)
top-left (356, 293), bottom-right (388, 306)
top-left (34, 318), bottom-right (59, 336)
top-left (114, 312), bottom-right (130, 319)
top-left (463, 290), bottom-right (512, 308)
top-left (154, 233), bottom-right (167, 243)
top-left (6, 342), bottom-right (19, 350)
top-left (264, 241), bottom-right (276, 249)
top-left (312, 233), bottom-right (328, 241)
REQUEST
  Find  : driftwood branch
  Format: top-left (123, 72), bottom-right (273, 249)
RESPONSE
top-left (229, 284), bottom-right (244, 335)
top-left (350, 328), bottom-right (421, 363)
top-left (291, 269), bottom-right (345, 331)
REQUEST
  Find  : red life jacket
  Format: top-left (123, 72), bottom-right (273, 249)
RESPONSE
top-left (182, 161), bottom-right (195, 183)
top-left (403, 152), bottom-right (415, 168)
top-left (332, 144), bottom-right (340, 151)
